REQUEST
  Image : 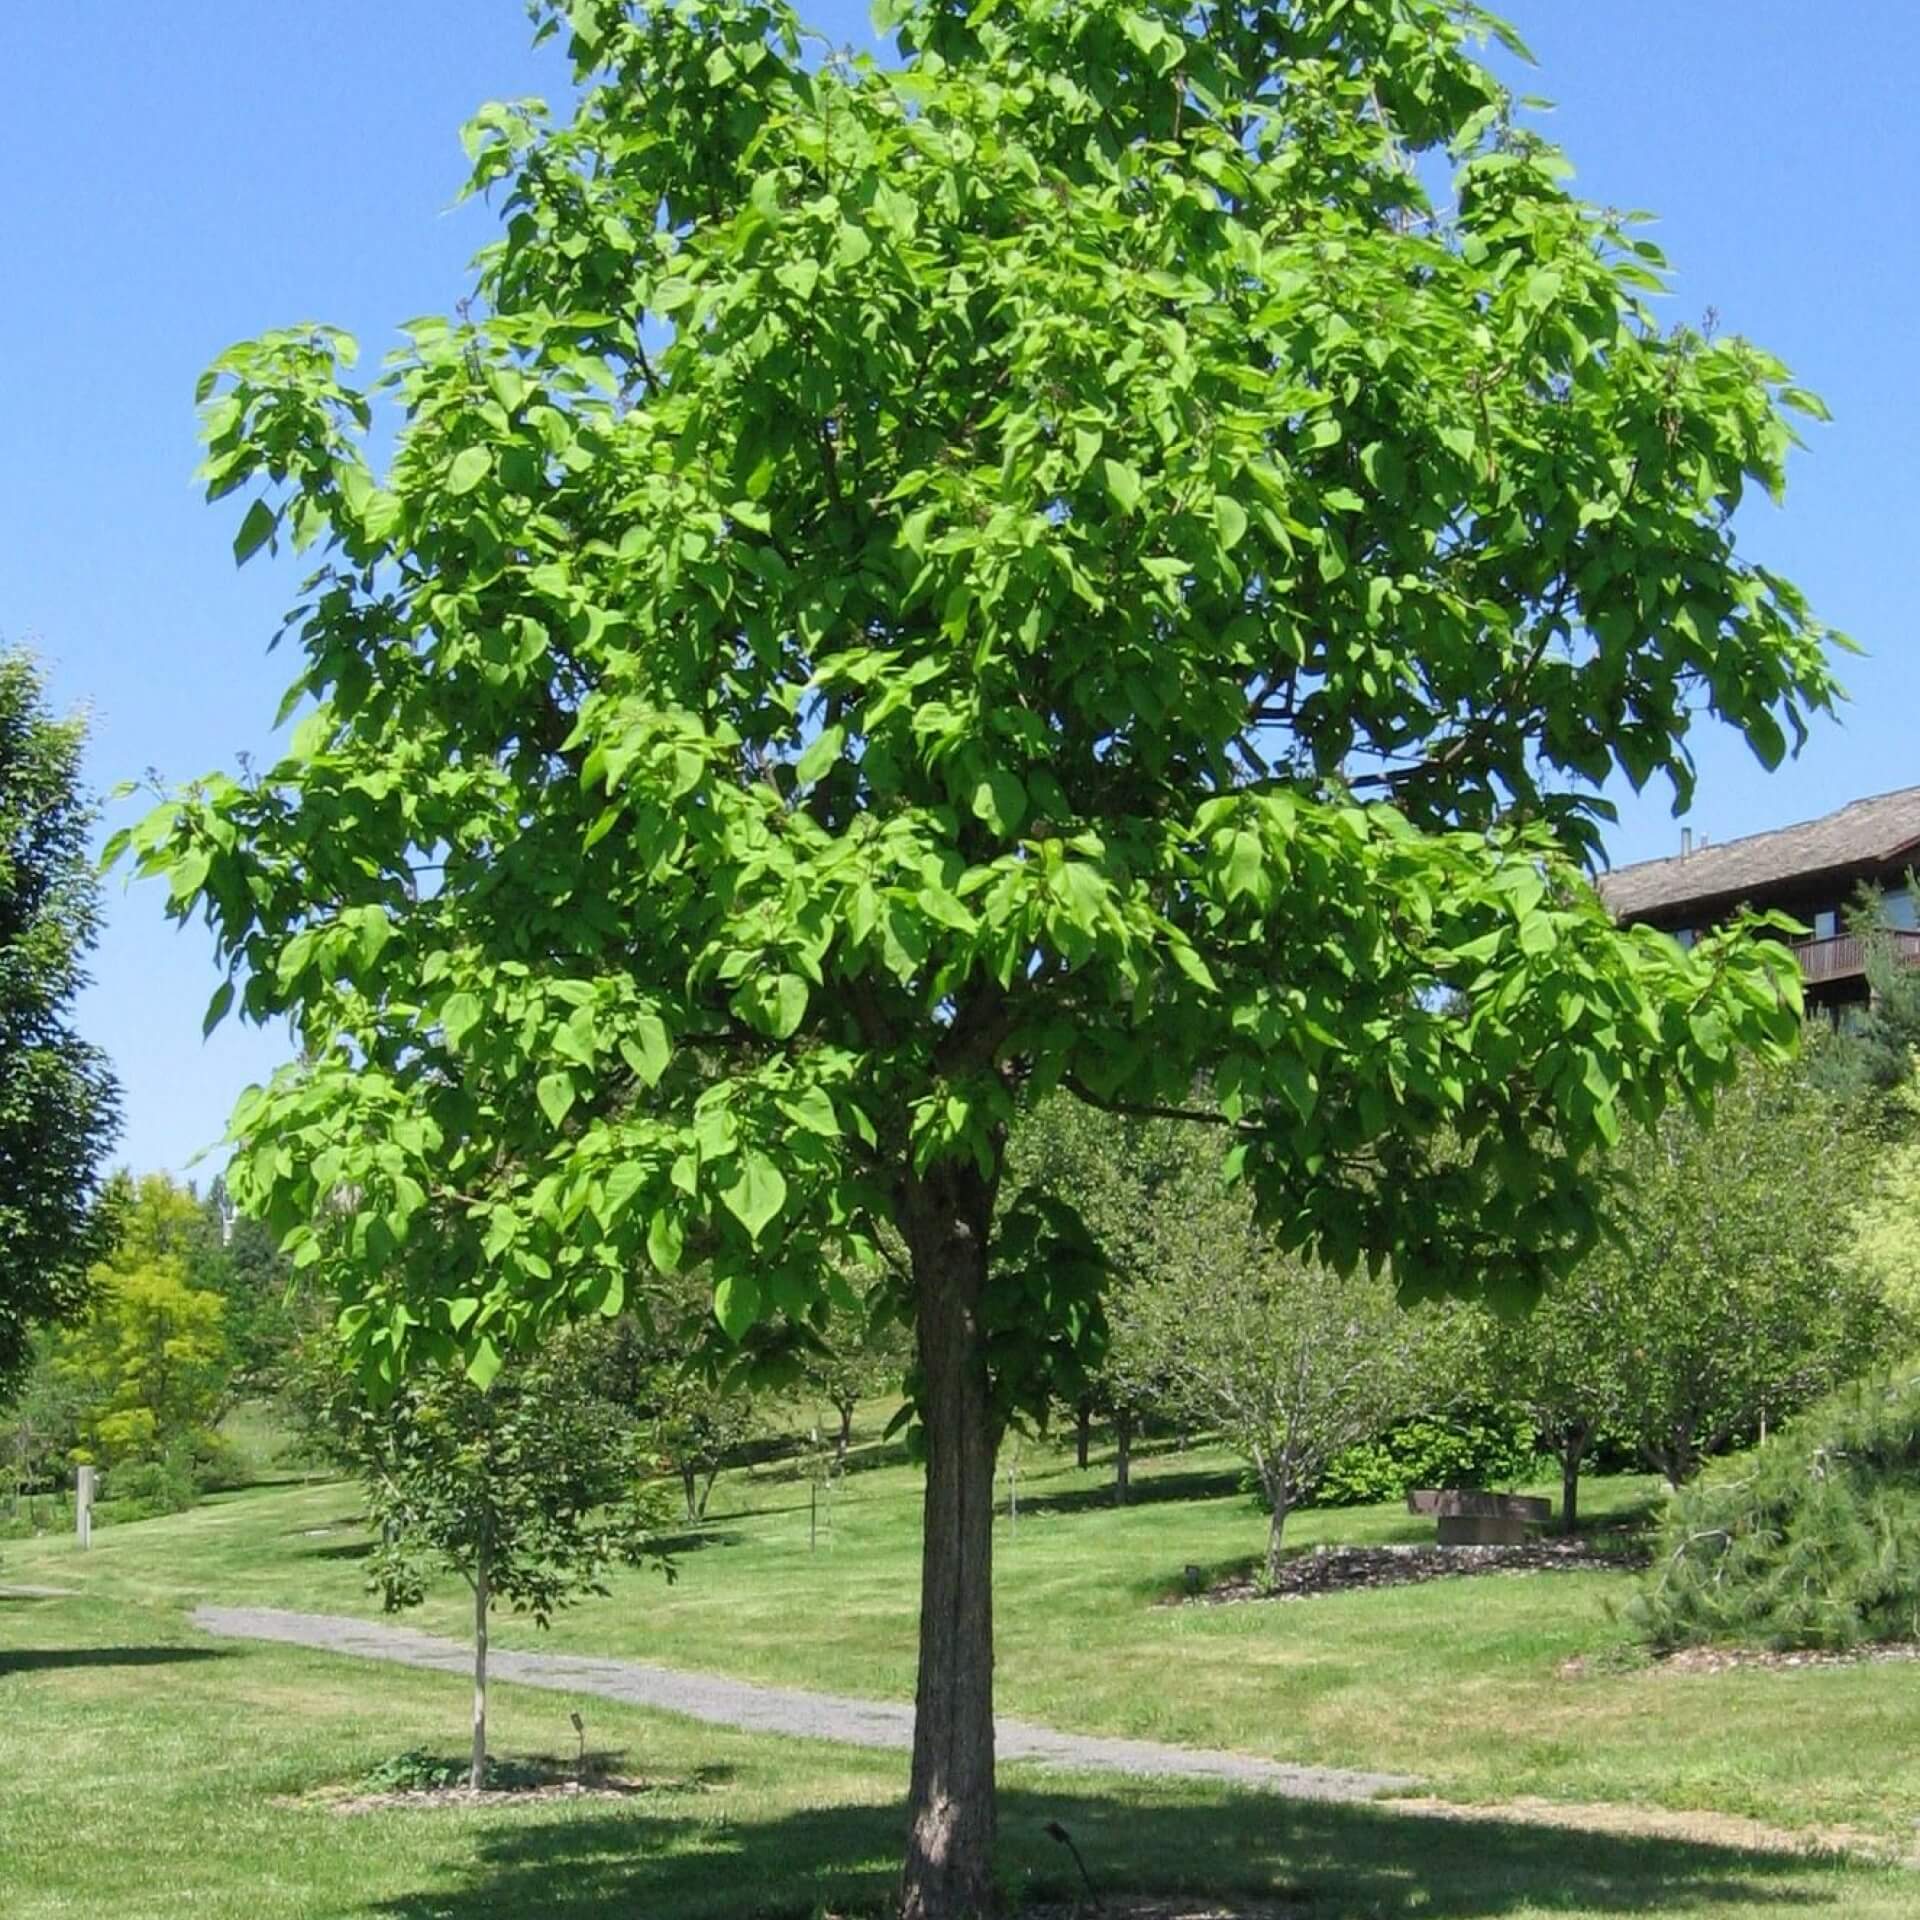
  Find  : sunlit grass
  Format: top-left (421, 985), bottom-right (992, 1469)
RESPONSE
top-left (3, 1574), bottom-right (1914, 1920)
top-left (8, 1412), bottom-right (1920, 1845)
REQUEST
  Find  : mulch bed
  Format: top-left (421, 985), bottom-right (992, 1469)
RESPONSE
top-left (1553, 1639), bottom-right (1920, 1680)
top-left (307, 1775), bottom-right (656, 1814)
top-left (1022, 1901), bottom-right (1308, 1919)
top-left (1652, 1641), bottom-right (1920, 1677)
top-left (282, 1749), bottom-right (721, 1815)
top-left (1175, 1538), bottom-right (1647, 1606)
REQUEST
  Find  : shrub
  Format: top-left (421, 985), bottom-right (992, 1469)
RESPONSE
top-left (1240, 1406), bottom-right (1537, 1512)
top-left (1306, 1407), bottom-right (1538, 1509)
top-left (358, 1750), bottom-right (476, 1794)
top-left (354, 1749), bottom-right (581, 1794)
top-left (0, 1495), bottom-right (74, 1541)
top-left (179, 1428), bottom-right (250, 1493)
top-left (98, 1455), bottom-right (197, 1520)
top-left (1631, 1364), bottom-right (1920, 1652)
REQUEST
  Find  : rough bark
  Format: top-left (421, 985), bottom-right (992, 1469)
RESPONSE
top-left (900, 1156), bottom-right (1000, 1920)
top-left (1648, 1421), bottom-right (1699, 1490)
top-left (470, 1553), bottom-right (490, 1792)
top-left (1113, 1407), bottom-right (1133, 1505)
top-left (1559, 1426), bottom-right (1589, 1537)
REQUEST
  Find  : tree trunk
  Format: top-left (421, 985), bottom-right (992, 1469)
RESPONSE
top-left (900, 1157), bottom-right (1000, 1920)
top-left (680, 1463), bottom-right (698, 1523)
top-left (1074, 1398), bottom-right (1092, 1472)
top-left (1560, 1427), bottom-right (1589, 1537)
top-left (838, 1399), bottom-right (855, 1459)
top-left (1656, 1422), bottom-right (1697, 1490)
top-left (1263, 1493), bottom-right (1291, 1589)
top-left (470, 1552), bottom-right (490, 1792)
top-left (1113, 1407), bottom-right (1133, 1505)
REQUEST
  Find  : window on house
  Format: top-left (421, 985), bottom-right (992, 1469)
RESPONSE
top-left (1673, 927), bottom-right (1697, 951)
top-left (1813, 908), bottom-right (1839, 940)
top-left (1885, 888), bottom-right (1918, 931)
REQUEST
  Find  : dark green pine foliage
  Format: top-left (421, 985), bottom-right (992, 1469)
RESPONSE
top-left (187, 1177), bottom-right (307, 1399)
top-left (0, 651), bottom-right (119, 1400)
top-left (1634, 1366), bottom-right (1920, 1652)
top-left (1805, 884), bottom-right (1920, 1100)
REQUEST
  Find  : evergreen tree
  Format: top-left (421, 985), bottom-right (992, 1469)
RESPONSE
top-left (1804, 884), bottom-right (1920, 1099)
top-left (185, 1177), bottom-right (306, 1401)
top-left (0, 649), bottom-right (119, 1403)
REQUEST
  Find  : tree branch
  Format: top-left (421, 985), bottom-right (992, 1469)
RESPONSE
top-left (1061, 1073), bottom-right (1259, 1135)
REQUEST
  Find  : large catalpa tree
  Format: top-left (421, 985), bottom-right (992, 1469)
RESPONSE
top-left (127, 2), bottom-right (1835, 1911)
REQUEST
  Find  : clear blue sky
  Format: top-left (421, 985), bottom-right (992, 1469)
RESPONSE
top-left (4, 3), bottom-right (1914, 1179)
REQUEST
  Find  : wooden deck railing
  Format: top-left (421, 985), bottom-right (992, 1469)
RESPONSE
top-left (1793, 928), bottom-right (1920, 987)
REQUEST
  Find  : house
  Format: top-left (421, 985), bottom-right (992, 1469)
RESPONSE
top-left (1600, 785), bottom-right (1920, 1014)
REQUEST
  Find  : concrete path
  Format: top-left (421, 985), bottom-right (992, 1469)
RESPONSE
top-left (190, 1605), bottom-right (1415, 1803)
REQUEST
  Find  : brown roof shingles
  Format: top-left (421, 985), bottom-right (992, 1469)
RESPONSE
top-left (1600, 784), bottom-right (1920, 922)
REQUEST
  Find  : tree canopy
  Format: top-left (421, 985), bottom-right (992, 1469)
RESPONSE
top-left (186, 1176), bottom-right (306, 1400)
top-left (1132, 1192), bottom-right (1444, 1583)
top-left (0, 649), bottom-right (119, 1402)
top-left (1492, 1055), bottom-right (1887, 1524)
top-left (1597, 1062), bottom-right (1885, 1487)
top-left (52, 1174), bottom-right (230, 1467)
top-left (124, 3), bottom-right (1838, 1910)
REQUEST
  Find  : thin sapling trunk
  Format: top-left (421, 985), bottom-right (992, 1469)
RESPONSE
top-left (470, 1548), bottom-right (490, 1792)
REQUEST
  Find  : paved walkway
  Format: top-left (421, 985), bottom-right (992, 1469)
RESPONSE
top-left (190, 1605), bottom-right (1415, 1802)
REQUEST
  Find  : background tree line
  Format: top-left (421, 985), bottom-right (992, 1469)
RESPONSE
top-left (1013, 1005), bottom-right (1914, 1560)
top-left (4, 1171), bottom-right (306, 1519)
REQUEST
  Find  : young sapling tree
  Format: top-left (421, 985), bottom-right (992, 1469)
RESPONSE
top-left (305, 1328), bottom-right (672, 1789)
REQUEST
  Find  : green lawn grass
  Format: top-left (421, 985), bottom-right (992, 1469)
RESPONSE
top-left (7, 1413), bottom-right (1920, 1856)
top-left (2, 1575), bottom-right (1915, 1920)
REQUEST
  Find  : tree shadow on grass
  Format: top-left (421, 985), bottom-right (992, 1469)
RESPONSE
top-left (203, 1472), bottom-right (321, 1496)
top-left (1571, 1495), bottom-right (1664, 1538)
top-left (367, 1780), bottom-right (1871, 1920)
top-left (647, 1527), bottom-right (749, 1557)
top-left (0, 1645), bottom-right (233, 1677)
top-left (282, 1513), bottom-right (368, 1537)
top-left (752, 1438), bottom-right (917, 1488)
top-left (1011, 1467), bottom-right (1246, 1519)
